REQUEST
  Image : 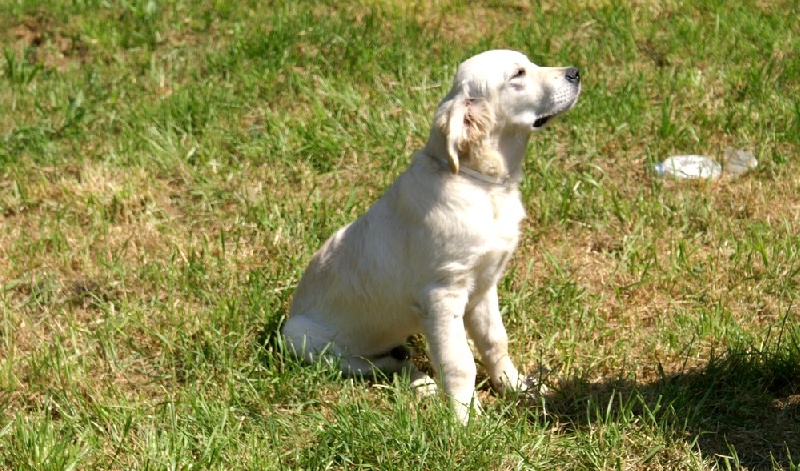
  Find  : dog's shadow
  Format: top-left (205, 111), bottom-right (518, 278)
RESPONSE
top-left (537, 346), bottom-right (800, 470)
top-left (261, 323), bottom-right (798, 468)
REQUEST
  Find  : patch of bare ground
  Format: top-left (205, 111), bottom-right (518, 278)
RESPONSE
top-left (8, 13), bottom-right (91, 72)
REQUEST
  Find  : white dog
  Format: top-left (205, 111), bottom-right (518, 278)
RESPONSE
top-left (282, 50), bottom-right (581, 423)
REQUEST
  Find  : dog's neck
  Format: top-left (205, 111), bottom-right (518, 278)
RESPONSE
top-left (424, 128), bottom-right (530, 185)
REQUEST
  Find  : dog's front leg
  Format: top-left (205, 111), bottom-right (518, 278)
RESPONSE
top-left (464, 286), bottom-right (526, 393)
top-left (419, 287), bottom-right (479, 424)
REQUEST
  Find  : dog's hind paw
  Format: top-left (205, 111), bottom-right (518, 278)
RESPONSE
top-left (409, 370), bottom-right (438, 397)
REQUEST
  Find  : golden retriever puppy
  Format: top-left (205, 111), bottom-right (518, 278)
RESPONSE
top-left (282, 50), bottom-right (581, 423)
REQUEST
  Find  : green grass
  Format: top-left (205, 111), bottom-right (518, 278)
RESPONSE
top-left (1, 0), bottom-right (799, 469)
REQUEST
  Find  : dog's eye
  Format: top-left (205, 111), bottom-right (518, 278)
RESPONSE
top-left (512, 67), bottom-right (526, 79)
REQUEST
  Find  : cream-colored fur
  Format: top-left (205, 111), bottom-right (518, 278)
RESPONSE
top-left (282, 50), bottom-right (581, 423)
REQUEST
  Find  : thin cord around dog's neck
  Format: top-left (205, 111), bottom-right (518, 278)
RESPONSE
top-left (430, 155), bottom-right (512, 186)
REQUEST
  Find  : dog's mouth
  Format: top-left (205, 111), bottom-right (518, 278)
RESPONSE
top-left (532, 115), bottom-right (552, 128)
top-left (532, 93), bottom-right (581, 130)
top-left (532, 102), bottom-right (577, 129)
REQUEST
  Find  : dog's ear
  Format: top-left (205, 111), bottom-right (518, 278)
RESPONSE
top-left (435, 94), bottom-right (492, 174)
top-left (439, 96), bottom-right (468, 174)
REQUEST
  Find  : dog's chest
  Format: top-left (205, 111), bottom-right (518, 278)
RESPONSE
top-left (466, 190), bottom-right (524, 287)
top-left (484, 189), bottom-right (525, 245)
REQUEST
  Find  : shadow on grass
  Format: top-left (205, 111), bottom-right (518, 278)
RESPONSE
top-left (544, 332), bottom-right (800, 469)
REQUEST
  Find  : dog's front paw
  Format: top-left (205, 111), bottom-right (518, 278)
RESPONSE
top-left (453, 396), bottom-right (482, 425)
top-left (518, 374), bottom-right (549, 398)
top-left (496, 369), bottom-right (550, 401)
top-left (493, 367), bottom-right (526, 393)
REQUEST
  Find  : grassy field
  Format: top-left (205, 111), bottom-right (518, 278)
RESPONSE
top-left (1, 0), bottom-right (799, 469)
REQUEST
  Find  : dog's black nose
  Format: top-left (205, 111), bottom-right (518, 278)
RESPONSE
top-left (566, 67), bottom-right (580, 84)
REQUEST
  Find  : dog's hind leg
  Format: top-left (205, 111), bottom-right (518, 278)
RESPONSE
top-left (280, 315), bottom-right (339, 364)
top-left (342, 346), bottom-right (439, 396)
top-left (282, 316), bottom-right (431, 384)
top-left (282, 319), bottom-right (438, 394)
top-left (338, 345), bottom-right (415, 377)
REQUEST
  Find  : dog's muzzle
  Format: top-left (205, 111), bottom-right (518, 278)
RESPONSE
top-left (532, 67), bottom-right (581, 129)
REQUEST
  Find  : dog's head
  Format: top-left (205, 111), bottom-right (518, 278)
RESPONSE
top-left (433, 50), bottom-right (581, 175)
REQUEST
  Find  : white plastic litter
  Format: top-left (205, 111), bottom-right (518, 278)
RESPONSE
top-left (722, 148), bottom-right (758, 178)
top-left (654, 155), bottom-right (723, 179)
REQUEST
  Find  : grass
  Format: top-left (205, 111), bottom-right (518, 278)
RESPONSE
top-left (1, 0), bottom-right (799, 469)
